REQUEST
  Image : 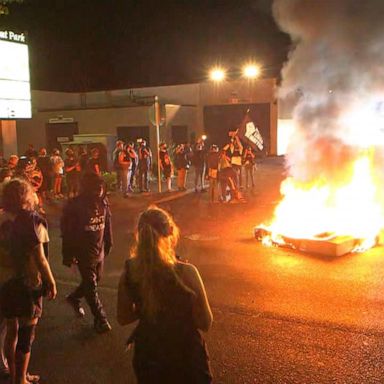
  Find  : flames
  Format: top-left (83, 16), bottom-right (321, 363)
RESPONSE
top-left (261, 144), bottom-right (384, 252)
top-left (268, 0), bottom-right (384, 254)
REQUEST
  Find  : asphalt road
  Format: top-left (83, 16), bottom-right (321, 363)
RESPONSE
top-left (23, 157), bottom-right (384, 383)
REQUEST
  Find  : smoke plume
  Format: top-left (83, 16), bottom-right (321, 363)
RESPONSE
top-left (273, 0), bottom-right (384, 183)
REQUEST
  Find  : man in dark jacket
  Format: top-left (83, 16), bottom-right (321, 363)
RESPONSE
top-left (61, 172), bottom-right (113, 333)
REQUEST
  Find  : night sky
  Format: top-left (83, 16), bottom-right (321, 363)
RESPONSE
top-left (1, 0), bottom-right (291, 92)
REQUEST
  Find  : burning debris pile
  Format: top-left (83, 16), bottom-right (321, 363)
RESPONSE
top-left (257, 0), bottom-right (384, 256)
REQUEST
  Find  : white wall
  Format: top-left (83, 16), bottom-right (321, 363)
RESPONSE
top-left (16, 105), bottom-right (197, 154)
top-left (22, 79), bottom-right (277, 154)
top-left (33, 84), bottom-right (200, 111)
top-left (32, 90), bottom-right (81, 111)
top-left (33, 79), bottom-right (277, 112)
top-left (165, 105), bottom-right (197, 143)
top-left (17, 106), bottom-right (148, 153)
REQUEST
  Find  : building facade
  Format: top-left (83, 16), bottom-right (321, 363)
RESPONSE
top-left (1, 77), bottom-right (278, 160)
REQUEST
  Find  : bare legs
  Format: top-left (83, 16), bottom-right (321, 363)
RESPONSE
top-left (5, 317), bottom-right (38, 384)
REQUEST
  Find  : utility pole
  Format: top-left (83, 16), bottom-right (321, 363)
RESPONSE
top-left (154, 96), bottom-right (162, 193)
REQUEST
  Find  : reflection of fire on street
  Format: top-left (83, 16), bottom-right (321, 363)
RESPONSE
top-left (255, 0), bottom-right (384, 256)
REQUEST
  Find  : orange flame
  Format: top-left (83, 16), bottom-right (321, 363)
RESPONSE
top-left (262, 147), bottom-right (384, 251)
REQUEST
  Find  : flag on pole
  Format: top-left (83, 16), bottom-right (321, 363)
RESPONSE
top-left (237, 109), bottom-right (264, 151)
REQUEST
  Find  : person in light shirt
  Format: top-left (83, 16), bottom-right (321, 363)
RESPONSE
top-left (50, 149), bottom-right (64, 199)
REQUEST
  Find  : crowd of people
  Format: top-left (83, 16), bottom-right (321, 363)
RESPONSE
top-left (0, 131), bottom-right (260, 383)
top-left (0, 169), bottom-right (213, 383)
top-left (0, 144), bottom-right (104, 215)
top-left (113, 133), bottom-right (258, 203)
top-left (0, 132), bottom-right (258, 211)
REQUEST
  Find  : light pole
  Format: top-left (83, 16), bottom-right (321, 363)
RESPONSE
top-left (154, 96), bottom-right (162, 193)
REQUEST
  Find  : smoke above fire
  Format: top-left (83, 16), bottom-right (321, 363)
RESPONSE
top-left (272, 0), bottom-right (384, 183)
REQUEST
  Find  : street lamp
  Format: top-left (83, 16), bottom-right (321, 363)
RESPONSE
top-left (209, 67), bottom-right (226, 82)
top-left (242, 64), bottom-right (260, 79)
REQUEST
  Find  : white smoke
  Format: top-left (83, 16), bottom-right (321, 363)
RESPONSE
top-left (273, 0), bottom-right (384, 182)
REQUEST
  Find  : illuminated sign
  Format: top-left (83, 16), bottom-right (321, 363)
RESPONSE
top-left (0, 30), bottom-right (31, 119)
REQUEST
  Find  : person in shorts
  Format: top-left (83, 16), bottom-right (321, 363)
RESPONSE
top-left (0, 178), bottom-right (56, 384)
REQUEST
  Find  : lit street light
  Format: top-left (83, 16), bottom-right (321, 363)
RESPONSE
top-left (209, 67), bottom-right (226, 82)
top-left (242, 64), bottom-right (260, 79)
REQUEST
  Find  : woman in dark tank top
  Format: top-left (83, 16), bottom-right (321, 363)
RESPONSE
top-left (117, 206), bottom-right (213, 383)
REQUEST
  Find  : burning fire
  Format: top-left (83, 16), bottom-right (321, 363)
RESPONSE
top-left (266, 0), bottom-right (384, 254)
top-left (260, 143), bottom-right (384, 251)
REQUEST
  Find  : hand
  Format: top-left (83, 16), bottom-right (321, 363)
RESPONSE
top-left (47, 281), bottom-right (57, 300)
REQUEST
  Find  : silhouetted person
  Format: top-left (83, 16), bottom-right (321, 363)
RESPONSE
top-left (117, 207), bottom-right (213, 383)
top-left (61, 173), bottom-right (113, 333)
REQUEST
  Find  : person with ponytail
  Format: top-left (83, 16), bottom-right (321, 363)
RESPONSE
top-left (117, 206), bottom-right (213, 383)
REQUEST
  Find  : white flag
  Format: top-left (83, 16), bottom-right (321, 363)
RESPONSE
top-left (245, 121), bottom-right (263, 151)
